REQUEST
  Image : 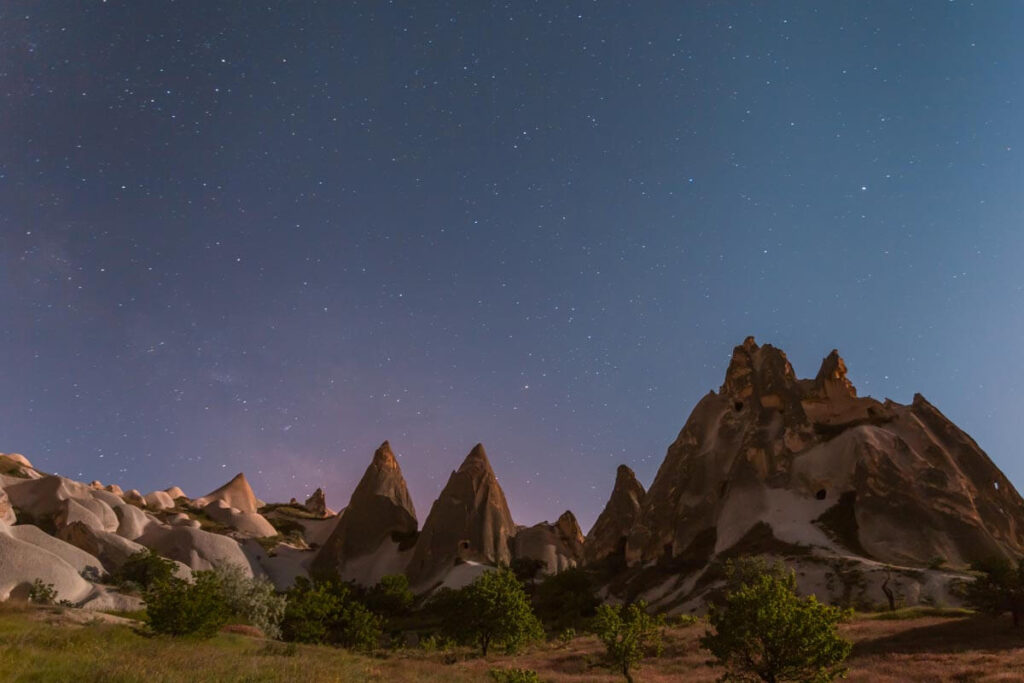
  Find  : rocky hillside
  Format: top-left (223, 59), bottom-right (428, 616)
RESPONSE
top-left (2, 337), bottom-right (1022, 613)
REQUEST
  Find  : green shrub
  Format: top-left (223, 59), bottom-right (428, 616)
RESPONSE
top-left (211, 565), bottom-right (286, 639)
top-left (676, 613), bottom-right (700, 627)
top-left (280, 577), bottom-right (381, 650)
top-left (534, 567), bottom-right (599, 631)
top-left (489, 668), bottom-right (542, 682)
top-left (965, 556), bottom-right (1024, 627)
top-left (557, 627), bottom-right (576, 645)
top-left (145, 572), bottom-right (230, 638)
top-left (701, 567), bottom-right (852, 682)
top-left (28, 580), bottom-right (58, 605)
top-left (592, 600), bottom-right (664, 683)
top-left (114, 549), bottom-right (178, 591)
top-left (436, 568), bottom-right (544, 656)
top-left (364, 574), bottom-right (414, 617)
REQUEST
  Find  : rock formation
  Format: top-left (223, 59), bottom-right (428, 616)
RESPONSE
top-left (584, 465), bottom-right (645, 565)
top-left (193, 473), bottom-right (261, 514)
top-left (514, 510), bottom-right (585, 574)
top-left (406, 443), bottom-right (516, 586)
top-left (312, 441), bottom-right (417, 583)
top-left (304, 488), bottom-right (328, 518)
top-left (625, 337), bottom-right (1024, 574)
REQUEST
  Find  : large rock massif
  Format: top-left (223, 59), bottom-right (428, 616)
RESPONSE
top-left (2, 337), bottom-right (1023, 612)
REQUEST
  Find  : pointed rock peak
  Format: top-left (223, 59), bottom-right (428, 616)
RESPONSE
top-left (460, 443), bottom-right (493, 473)
top-left (721, 336), bottom-right (797, 397)
top-left (815, 349), bottom-right (857, 398)
top-left (194, 471), bottom-right (260, 514)
top-left (615, 464), bottom-right (642, 489)
top-left (556, 510), bottom-right (585, 544)
top-left (372, 440), bottom-right (399, 470)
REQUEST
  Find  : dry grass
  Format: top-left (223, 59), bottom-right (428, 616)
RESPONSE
top-left (2, 603), bottom-right (1024, 682)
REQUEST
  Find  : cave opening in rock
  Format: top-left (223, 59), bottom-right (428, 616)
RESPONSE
top-left (734, 401), bottom-right (743, 412)
top-left (816, 489), bottom-right (827, 500)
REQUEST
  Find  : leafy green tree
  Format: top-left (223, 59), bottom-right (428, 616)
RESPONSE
top-left (534, 567), bottom-right (599, 631)
top-left (212, 564), bottom-right (286, 639)
top-left (145, 572), bottom-right (230, 638)
top-left (114, 549), bottom-right (178, 591)
top-left (701, 567), bottom-right (852, 682)
top-left (965, 556), bottom-right (1024, 627)
top-left (591, 600), bottom-right (665, 683)
top-left (364, 573), bottom-right (414, 617)
top-left (280, 577), bottom-right (382, 650)
top-left (437, 568), bottom-right (544, 656)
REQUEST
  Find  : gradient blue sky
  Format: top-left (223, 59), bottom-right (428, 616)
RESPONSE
top-left (3, 1), bottom-right (1023, 530)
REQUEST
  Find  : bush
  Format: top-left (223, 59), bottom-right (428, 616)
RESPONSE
top-left (701, 566), bottom-right (852, 682)
top-left (592, 600), bottom-right (664, 683)
top-left (114, 549), bottom-right (178, 591)
top-left (28, 579), bottom-right (57, 605)
top-left (212, 565), bottom-right (286, 639)
top-left (436, 568), bottom-right (544, 656)
top-left (534, 567), bottom-right (599, 631)
top-left (145, 572), bottom-right (230, 638)
top-left (364, 573), bottom-right (414, 617)
top-left (489, 668), bottom-right (542, 682)
top-left (280, 577), bottom-right (381, 650)
top-left (965, 556), bottom-right (1024, 627)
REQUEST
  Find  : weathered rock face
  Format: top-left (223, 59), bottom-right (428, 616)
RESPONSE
top-left (304, 488), bottom-right (328, 518)
top-left (406, 444), bottom-right (516, 586)
top-left (514, 510), bottom-right (585, 574)
top-left (625, 337), bottom-right (1024, 570)
top-left (312, 441), bottom-right (417, 580)
top-left (584, 465), bottom-right (645, 565)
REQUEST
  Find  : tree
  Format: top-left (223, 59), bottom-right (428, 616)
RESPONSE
top-left (211, 564), bottom-right (286, 639)
top-left (364, 573), bottom-right (414, 617)
top-left (115, 549), bottom-right (178, 591)
top-left (965, 556), bottom-right (1024, 627)
top-left (437, 568), bottom-right (544, 656)
top-left (145, 571), bottom-right (230, 638)
top-left (534, 567), bottom-right (599, 631)
top-left (701, 567), bottom-right (852, 683)
top-left (591, 600), bottom-right (665, 683)
top-left (280, 577), bottom-right (382, 650)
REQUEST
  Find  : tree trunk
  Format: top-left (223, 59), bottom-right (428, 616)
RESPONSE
top-left (882, 574), bottom-right (896, 611)
top-left (623, 662), bottom-right (634, 683)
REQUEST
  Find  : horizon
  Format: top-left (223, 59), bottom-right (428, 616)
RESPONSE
top-left (4, 2), bottom-right (1024, 532)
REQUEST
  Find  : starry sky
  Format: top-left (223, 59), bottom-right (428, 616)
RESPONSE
top-left (3, 1), bottom-right (1024, 531)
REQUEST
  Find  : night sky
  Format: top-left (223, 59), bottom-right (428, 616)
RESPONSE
top-left (3, 2), bottom-right (1024, 531)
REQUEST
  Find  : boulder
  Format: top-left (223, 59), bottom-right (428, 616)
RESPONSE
top-left (137, 524), bottom-right (254, 575)
top-left (0, 525), bottom-right (92, 603)
top-left (143, 490), bottom-right (175, 511)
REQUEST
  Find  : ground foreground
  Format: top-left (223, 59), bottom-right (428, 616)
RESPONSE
top-left (1, 605), bottom-right (1023, 682)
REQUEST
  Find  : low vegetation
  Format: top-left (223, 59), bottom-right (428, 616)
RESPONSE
top-left (702, 560), bottom-right (852, 682)
top-left (591, 600), bottom-right (665, 683)
top-left (434, 568), bottom-right (544, 656)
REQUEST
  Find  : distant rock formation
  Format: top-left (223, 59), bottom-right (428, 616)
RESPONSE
top-left (304, 488), bottom-right (328, 518)
top-left (514, 510), bottom-right (585, 574)
top-left (406, 443), bottom-right (516, 586)
top-left (193, 473), bottom-right (261, 514)
top-left (312, 441), bottom-right (417, 582)
top-left (584, 465), bottom-right (645, 566)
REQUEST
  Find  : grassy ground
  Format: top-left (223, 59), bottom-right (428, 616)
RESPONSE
top-left (1, 604), bottom-right (1023, 682)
